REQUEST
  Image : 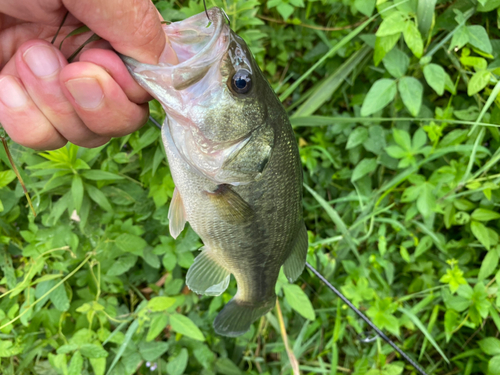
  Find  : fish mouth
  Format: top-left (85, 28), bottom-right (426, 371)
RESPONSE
top-left (122, 7), bottom-right (230, 93)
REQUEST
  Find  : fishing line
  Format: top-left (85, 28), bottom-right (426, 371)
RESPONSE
top-left (305, 262), bottom-right (429, 375)
top-left (149, 116), bottom-right (162, 129)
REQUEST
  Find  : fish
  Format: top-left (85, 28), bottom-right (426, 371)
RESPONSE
top-left (121, 7), bottom-right (308, 337)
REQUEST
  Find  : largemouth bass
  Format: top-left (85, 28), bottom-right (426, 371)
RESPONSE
top-left (122, 7), bottom-right (308, 337)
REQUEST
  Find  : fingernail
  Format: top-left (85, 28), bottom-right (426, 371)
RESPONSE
top-left (0, 76), bottom-right (28, 108)
top-left (23, 45), bottom-right (61, 78)
top-left (65, 78), bottom-right (104, 109)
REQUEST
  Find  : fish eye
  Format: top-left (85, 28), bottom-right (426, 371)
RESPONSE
top-left (231, 70), bottom-right (252, 94)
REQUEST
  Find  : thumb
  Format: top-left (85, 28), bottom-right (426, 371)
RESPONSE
top-left (62, 0), bottom-right (168, 64)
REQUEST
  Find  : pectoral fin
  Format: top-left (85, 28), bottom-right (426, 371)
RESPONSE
top-left (168, 187), bottom-right (186, 239)
top-left (186, 247), bottom-right (230, 296)
top-left (283, 223), bottom-right (309, 283)
top-left (204, 185), bottom-right (253, 223)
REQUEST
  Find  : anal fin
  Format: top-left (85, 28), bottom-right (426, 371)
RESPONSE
top-left (283, 223), bottom-right (308, 283)
top-left (168, 187), bottom-right (186, 239)
top-left (186, 247), bottom-right (230, 296)
top-left (204, 184), bottom-right (253, 223)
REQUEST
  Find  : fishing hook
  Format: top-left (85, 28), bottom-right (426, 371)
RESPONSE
top-left (202, 0), bottom-right (231, 27)
top-left (203, 0), bottom-right (211, 22)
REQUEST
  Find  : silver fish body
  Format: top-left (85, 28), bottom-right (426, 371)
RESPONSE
top-left (123, 7), bottom-right (308, 337)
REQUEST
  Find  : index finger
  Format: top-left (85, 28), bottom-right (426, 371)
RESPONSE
top-left (62, 0), bottom-right (166, 64)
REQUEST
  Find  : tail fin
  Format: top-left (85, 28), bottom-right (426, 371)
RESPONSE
top-left (213, 296), bottom-right (276, 337)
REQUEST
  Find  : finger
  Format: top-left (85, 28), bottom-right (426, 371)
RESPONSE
top-left (14, 40), bottom-right (110, 148)
top-left (0, 0), bottom-right (68, 26)
top-left (60, 61), bottom-right (149, 137)
top-left (62, 0), bottom-right (169, 64)
top-left (0, 75), bottom-right (67, 150)
top-left (79, 48), bottom-right (151, 104)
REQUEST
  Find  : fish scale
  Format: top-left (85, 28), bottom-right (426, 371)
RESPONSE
top-left (122, 7), bottom-right (308, 337)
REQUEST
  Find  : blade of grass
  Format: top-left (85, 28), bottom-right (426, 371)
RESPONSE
top-left (304, 184), bottom-right (359, 259)
top-left (468, 80), bottom-right (500, 135)
top-left (419, 305), bottom-right (440, 361)
top-left (106, 319), bottom-right (139, 375)
top-left (1, 137), bottom-right (36, 216)
top-left (399, 307), bottom-right (449, 364)
top-left (461, 128), bottom-right (485, 185)
top-left (276, 299), bottom-right (300, 375)
top-left (279, 0), bottom-right (409, 102)
top-left (290, 116), bottom-right (499, 128)
top-left (293, 45), bottom-right (371, 117)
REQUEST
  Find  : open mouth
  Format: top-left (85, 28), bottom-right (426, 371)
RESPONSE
top-left (164, 8), bottom-right (226, 66)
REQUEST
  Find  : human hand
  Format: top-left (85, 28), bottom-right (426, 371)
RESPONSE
top-left (0, 0), bottom-right (177, 150)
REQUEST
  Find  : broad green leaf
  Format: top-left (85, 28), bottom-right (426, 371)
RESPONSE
top-left (138, 341), bottom-right (169, 362)
top-left (283, 284), bottom-right (316, 320)
top-left (0, 170), bottom-right (16, 188)
top-left (444, 309), bottom-right (458, 342)
top-left (107, 255), bottom-right (137, 276)
top-left (471, 220), bottom-right (491, 249)
top-left (50, 283), bottom-right (70, 312)
top-left (147, 296), bottom-right (176, 312)
top-left (489, 356), bottom-right (500, 375)
top-left (479, 337), bottom-right (500, 355)
top-left (398, 77), bottom-right (423, 116)
top-left (80, 344), bottom-right (108, 358)
top-left (403, 21), bottom-right (423, 58)
top-left (382, 48), bottom-right (409, 78)
top-left (71, 175), bottom-right (83, 213)
top-left (68, 351), bottom-right (83, 375)
top-left (450, 26), bottom-right (469, 51)
top-left (467, 25), bottom-right (492, 54)
top-left (471, 208), bottom-right (500, 221)
top-left (416, 0), bottom-right (436, 36)
top-left (415, 236), bottom-right (433, 257)
top-left (169, 313), bottom-right (205, 341)
top-left (468, 70), bottom-right (491, 96)
top-left (215, 358), bottom-right (242, 375)
top-left (115, 233), bottom-right (147, 255)
top-left (376, 12), bottom-right (406, 37)
top-left (351, 158), bottom-right (377, 182)
top-left (346, 127), bottom-right (369, 149)
top-left (374, 33), bottom-right (400, 65)
top-left (423, 64), bottom-right (445, 95)
top-left (167, 348), bottom-right (188, 375)
top-left (355, 0), bottom-right (376, 16)
top-left (393, 128), bottom-right (411, 150)
top-left (360, 79), bottom-right (397, 116)
top-left (417, 183), bottom-right (435, 218)
top-left (146, 314), bottom-right (169, 342)
top-left (478, 250), bottom-right (499, 281)
top-left (85, 184), bottom-right (113, 212)
top-left (90, 358), bottom-right (106, 375)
